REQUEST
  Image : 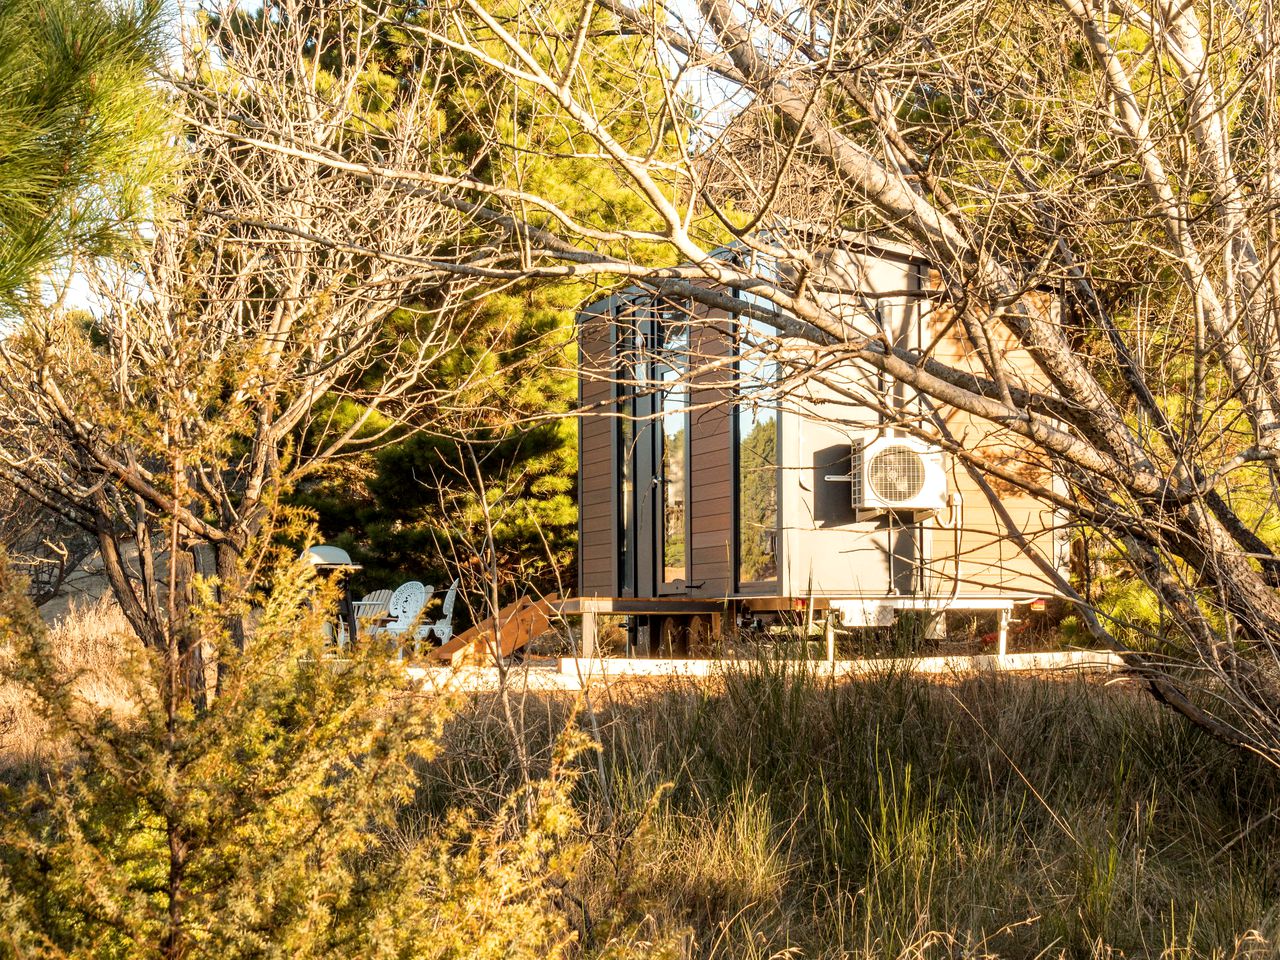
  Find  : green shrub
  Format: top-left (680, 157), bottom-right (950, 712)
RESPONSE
top-left (0, 551), bottom-right (585, 960)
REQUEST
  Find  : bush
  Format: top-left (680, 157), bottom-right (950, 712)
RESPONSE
top-left (0, 551), bottom-right (585, 960)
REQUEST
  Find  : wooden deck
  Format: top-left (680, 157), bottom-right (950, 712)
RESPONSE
top-left (555, 596), bottom-right (728, 614)
top-left (424, 593), bottom-right (1059, 665)
top-left (429, 593), bottom-right (562, 667)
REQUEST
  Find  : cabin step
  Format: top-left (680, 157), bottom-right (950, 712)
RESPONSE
top-left (429, 593), bottom-right (561, 667)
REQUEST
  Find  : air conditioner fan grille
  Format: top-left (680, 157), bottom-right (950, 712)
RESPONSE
top-left (866, 445), bottom-right (926, 503)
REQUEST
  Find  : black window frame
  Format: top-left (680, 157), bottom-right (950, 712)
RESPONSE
top-left (613, 299), bottom-right (637, 597)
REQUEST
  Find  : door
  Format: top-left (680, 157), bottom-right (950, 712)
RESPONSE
top-left (616, 299), bottom-right (690, 598)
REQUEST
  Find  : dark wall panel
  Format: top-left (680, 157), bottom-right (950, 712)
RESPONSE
top-left (578, 306), bottom-right (616, 597)
top-left (688, 314), bottom-right (734, 596)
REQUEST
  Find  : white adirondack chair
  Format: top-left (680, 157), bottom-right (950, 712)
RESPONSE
top-left (351, 588), bottom-right (393, 639)
top-left (375, 581), bottom-right (433, 653)
top-left (414, 579), bottom-right (460, 652)
top-left (323, 620), bottom-right (347, 650)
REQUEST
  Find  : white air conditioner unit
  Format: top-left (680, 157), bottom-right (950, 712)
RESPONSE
top-left (850, 436), bottom-right (948, 516)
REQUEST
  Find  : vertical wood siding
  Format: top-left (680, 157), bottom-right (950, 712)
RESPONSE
top-left (578, 304), bottom-right (616, 597)
top-left (687, 310), bottom-right (735, 595)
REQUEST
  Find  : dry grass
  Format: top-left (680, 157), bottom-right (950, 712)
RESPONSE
top-left (6, 604), bottom-right (1279, 958)
top-left (413, 662), bottom-right (1280, 959)
top-left (0, 596), bottom-right (140, 767)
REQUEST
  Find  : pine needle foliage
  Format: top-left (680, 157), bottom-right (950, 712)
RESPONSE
top-left (305, 0), bottom-right (682, 599)
top-left (0, 0), bottom-right (171, 313)
top-left (0, 550), bottom-right (587, 960)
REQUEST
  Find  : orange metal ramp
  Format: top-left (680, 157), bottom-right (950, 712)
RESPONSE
top-left (428, 594), bottom-right (562, 667)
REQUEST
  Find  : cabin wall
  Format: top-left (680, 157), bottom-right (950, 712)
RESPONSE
top-left (575, 250), bottom-right (1069, 604)
top-left (777, 270), bottom-right (1067, 600)
top-left (778, 249), bottom-right (922, 598)
top-left (577, 300), bottom-right (617, 598)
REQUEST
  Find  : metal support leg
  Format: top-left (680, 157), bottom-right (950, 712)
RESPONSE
top-left (997, 608), bottom-right (1010, 658)
top-left (825, 615), bottom-right (836, 664)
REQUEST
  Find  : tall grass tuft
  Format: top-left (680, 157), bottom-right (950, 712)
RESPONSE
top-left (0, 595), bottom-right (138, 768)
top-left (420, 659), bottom-right (1280, 959)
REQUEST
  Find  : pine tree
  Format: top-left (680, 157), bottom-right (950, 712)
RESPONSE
top-left (0, 0), bottom-right (170, 313)
top-left (303, 4), bottom-right (679, 605)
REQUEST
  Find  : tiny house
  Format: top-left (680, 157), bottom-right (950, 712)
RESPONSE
top-left (576, 237), bottom-right (1070, 656)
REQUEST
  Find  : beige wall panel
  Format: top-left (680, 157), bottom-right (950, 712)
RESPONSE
top-left (919, 294), bottom-right (1066, 597)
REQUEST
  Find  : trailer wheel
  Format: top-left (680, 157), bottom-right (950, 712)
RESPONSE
top-left (656, 615), bottom-right (689, 658)
top-left (688, 615), bottom-right (714, 657)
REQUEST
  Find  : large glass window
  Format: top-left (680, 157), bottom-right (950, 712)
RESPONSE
top-left (735, 318), bottom-right (779, 587)
top-left (614, 305), bottom-right (637, 595)
top-left (614, 295), bottom-right (694, 596)
top-left (656, 305), bottom-right (689, 587)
